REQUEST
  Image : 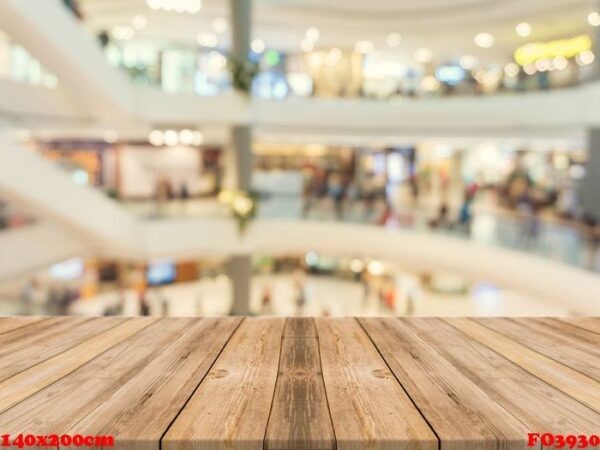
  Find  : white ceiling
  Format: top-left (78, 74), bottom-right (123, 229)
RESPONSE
top-left (80, 0), bottom-right (597, 63)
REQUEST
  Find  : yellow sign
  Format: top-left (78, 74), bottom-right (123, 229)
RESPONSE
top-left (514, 35), bottom-right (592, 65)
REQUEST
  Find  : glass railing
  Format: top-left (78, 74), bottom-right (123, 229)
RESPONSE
top-left (0, 31), bottom-right (58, 88)
top-left (118, 192), bottom-right (600, 274)
top-left (101, 40), bottom-right (596, 101)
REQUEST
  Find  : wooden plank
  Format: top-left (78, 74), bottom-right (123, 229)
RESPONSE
top-left (475, 318), bottom-right (600, 382)
top-left (0, 318), bottom-right (184, 436)
top-left (163, 318), bottom-right (285, 450)
top-left (0, 317), bottom-right (44, 335)
top-left (265, 318), bottom-right (335, 450)
top-left (0, 317), bottom-right (156, 414)
top-left (0, 317), bottom-right (67, 347)
top-left (359, 318), bottom-right (533, 450)
top-left (67, 318), bottom-right (242, 450)
top-left (410, 318), bottom-right (600, 436)
top-left (554, 317), bottom-right (600, 336)
top-left (315, 318), bottom-right (437, 450)
top-left (283, 318), bottom-right (317, 338)
top-left (449, 318), bottom-right (600, 412)
top-left (0, 317), bottom-right (125, 382)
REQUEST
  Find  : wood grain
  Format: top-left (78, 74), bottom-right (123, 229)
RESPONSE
top-left (68, 318), bottom-right (242, 450)
top-left (0, 317), bottom-right (599, 450)
top-left (0, 316), bottom-right (43, 335)
top-left (0, 317), bottom-right (125, 382)
top-left (0, 317), bottom-right (156, 414)
top-left (265, 318), bottom-right (335, 450)
top-left (359, 318), bottom-right (532, 450)
top-left (163, 318), bottom-right (285, 450)
top-left (316, 318), bottom-right (437, 450)
top-left (448, 318), bottom-right (600, 412)
top-left (418, 318), bottom-right (600, 435)
top-left (554, 317), bottom-right (600, 336)
top-left (476, 318), bottom-right (600, 381)
top-left (0, 318), bottom-right (179, 435)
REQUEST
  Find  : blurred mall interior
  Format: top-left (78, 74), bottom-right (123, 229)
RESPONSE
top-left (1, 0), bottom-right (600, 318)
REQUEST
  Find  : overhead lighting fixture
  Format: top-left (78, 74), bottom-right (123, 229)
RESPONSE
top-left (414, 48), bottom-right (433, 63)
top-left (387, 32), bottom-right (402, 47)
top-left (301, 39), bottom-right (314, 53)
top-left (111, 26), bottom-right (134, 41)
top-left (213, 17), bottom-right (227, 33)
top-left (355, 40), bottom-right (374, 54)
top-left (504, 62), bottom-right (520, 77)
top-left (163, 129), bottom-right (179, 147)
top-left (149, 130), bottom-right (164, 146)
top-left (197, 32), bottom-right (218, 47)
top-left (146, 0), bottom-right (201, 13)
top-left (103, 130), bottom-right (118, 144)
top-left (132, 15), bottom-right (147, 31)
top-left (305, 27), bottom-right (320, 42)
top-left (523, 63), bottom-right (537, 75)
top-left (367, 260), bottom-right (385, 276)
top-left (179, 129), bottom-right (194, 145)
top-left (421, 75), bottom-right (440, 92)
top-left (588, 11), bottom-right (600, 27)
top-left (553, 55), bottom-right (568, 70)
top-left (251, 38), bottom-right (265, 53)
top-left (475, 32), bottom-right (494, 48)
top-left (459, 55), bottom-right (477, 70)
top-left (516, 22), bottom-right (532, 37)
top-left (192, 131), bottom-right (204, 146)
top-left (576, 50), bottom-right (595, 66)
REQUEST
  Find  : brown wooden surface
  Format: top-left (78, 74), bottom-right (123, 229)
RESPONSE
top-left (0, 317), bottom-right (599, 450)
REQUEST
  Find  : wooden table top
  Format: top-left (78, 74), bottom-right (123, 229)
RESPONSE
top-left (0, 317), bottom-right (599, 450)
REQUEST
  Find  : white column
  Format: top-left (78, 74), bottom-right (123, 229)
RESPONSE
top-left (227, 0), bottom-right (253, 315)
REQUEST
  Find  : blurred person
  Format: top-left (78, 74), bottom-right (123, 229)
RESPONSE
top-left (581, 213), bottom-right (600, 270)
top-left (327, 172), bottom-right (346, 220)
top-left (429, 197), bottom-right (450, 230)
top-left (21, 277), bottom-right (47, 315)
top-left (261, 284), bottom-right (273, 315)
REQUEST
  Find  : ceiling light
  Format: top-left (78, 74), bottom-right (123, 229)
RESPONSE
top-left (459, 55), bottom-right (477, 70)
top-left (553, 55), bottom-right (568, 70)
top-left (103, 130), bottom-right (118, 144)
top-left (535, 58), bottom-right (550, 72)
top-left (421, 75), bottom-right (440, 92)
top-left (577, 50), bottom-right (595, 65)
top-left (164, 129), bottom-right (179, 146)
top-left (146, 0), bottom-right (201, 14)
top-left (349, 259), bottom-right (364, 273)
top-left (326, 48), bottom-right (342, 64)
top-left (179, 129), bottom-right (194, 145)
top-left (197, 32), bottom-right (218, 47)
top-left (588, 11), bottom-right (600, 27)
top-left (111, 26), bottom-right (134, 41)
top-left (149, 130), bottom-right (164, 146)
top-left (523, 63), bottom-right (537, 75)
top-left (305, 27), bottom-right (319, 42)
top-left (192, 131), bottom-right (204, 146)
top-left (387, 32), bottom-right (402, 47)
top-left (132, 15), bottom-right (147, 30)
top-left (301, 39), bottom-right (314, 53)
top-left (355, 40), bottom-right (374, 54)
top-left (504, 63), bottom-right (520, 77)
top-left (516, 22), bottom-right (532, 37)
top-left (251, 38), bottom-right (265, 53)
top-left (367, 260), bottom-right (385, 276)
top-left (475, 32), bottom-right (494, 48)
top-left (414, 48), bottom-right (433, 63)
top-left (213, 17), bottom-right (227, 33)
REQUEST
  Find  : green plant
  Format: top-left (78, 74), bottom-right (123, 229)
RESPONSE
top-left (228, 56), bottom-right (259, 95)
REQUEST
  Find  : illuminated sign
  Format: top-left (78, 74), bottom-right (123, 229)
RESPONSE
top-left (514, 35), bottom-right (592, 65)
